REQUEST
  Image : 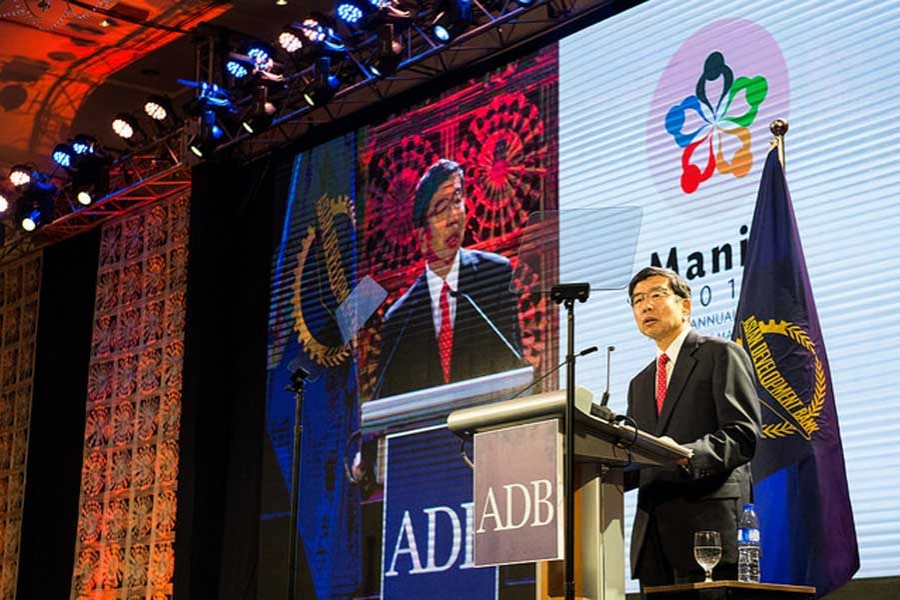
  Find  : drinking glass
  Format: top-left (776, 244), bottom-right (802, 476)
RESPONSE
top-left (693, 530), bottom-right (722, 583)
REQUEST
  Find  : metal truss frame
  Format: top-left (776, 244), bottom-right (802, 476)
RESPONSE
top-left (27, 0), bottom-right (616, 247)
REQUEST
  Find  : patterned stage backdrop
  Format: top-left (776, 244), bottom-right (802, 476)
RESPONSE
top-left (0, 254), bottom-right (41, 598)
top-left (70, 192), bottom-right (190, 600)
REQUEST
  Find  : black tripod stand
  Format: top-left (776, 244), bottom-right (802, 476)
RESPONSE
top-left (285, 366), bottom-right (309, 600)
top-left (550, 282), bottom-right (590, 600)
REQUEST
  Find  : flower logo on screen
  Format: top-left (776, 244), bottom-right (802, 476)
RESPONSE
top-left (664, 51), bottom-right (768, 193)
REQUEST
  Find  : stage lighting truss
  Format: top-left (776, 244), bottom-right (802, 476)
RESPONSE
top-left (203, 0), bottom-right (601, 163)
top-left (25, 0), bottom-right (607, 248)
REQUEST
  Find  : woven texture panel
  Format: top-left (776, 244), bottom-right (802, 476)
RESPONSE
top-left (0, 254), bottom-right (41, 599)
top-left (70, 193), bottom-right (189, 600)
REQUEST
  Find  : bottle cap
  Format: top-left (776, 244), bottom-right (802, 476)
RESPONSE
top-left (743, 503), bottom-right (754, 511)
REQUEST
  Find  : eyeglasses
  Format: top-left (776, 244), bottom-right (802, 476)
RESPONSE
top-left (427, 188), bottom-right (464, 222)
top-left (629, 286), bottom-right (681, 308)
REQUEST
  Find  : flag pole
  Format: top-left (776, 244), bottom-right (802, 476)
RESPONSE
top-left (769, 119), bottom-right (789, 171)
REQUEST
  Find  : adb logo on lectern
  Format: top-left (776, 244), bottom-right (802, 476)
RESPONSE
top-left (646, 19), bottom-right (790, 197)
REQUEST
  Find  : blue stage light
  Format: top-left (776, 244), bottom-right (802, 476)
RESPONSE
top-left (337, 3), bottom-right (364, 23)
top-left (247, 47), bottom-right (270, 65)
top-left (226, 59), bottom-right (249, 79)
top-left (433, 24), bottom-right (450, 41)
top-left (52, 144), bottom-right (73, 168)
top-left (72, 134), bottom-right (97, 155)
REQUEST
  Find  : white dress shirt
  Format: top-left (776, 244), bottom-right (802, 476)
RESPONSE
top-left (656, 325), bottom-right (691, 385)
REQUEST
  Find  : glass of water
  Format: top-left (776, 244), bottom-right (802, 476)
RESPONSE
top-left (693, 530), bottom-right (722, 583)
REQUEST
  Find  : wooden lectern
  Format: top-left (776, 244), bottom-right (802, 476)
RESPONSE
top-left (448, 387), bottom-right (691, 600)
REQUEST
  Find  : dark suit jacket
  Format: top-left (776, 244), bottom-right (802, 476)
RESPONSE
top-left (374, 249), bottom-right (523, 399)
top-left (626, 329), bottom-right (761, 580)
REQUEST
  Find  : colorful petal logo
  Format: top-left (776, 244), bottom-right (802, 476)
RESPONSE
top-left (665, 51), bottom-right (768, 193)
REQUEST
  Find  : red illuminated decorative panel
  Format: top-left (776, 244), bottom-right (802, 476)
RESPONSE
top-left (71, 194), bottom-right (189, 600)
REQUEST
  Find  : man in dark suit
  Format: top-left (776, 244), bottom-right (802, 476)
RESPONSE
top-left (374, 159), bottom-right (523, 399)
top-left (625, 266), bottom-right (761, 589)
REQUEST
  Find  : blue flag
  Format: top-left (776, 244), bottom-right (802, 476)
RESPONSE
top-left (266, 134), bottom-right (362, 598)
top-left (733, 149), bottom-right (859, 597)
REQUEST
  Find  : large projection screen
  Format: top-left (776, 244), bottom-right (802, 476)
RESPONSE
top-left (559, 0), bottom-right (900, 588)
top-left (261, 0), bottom-right (900, 596)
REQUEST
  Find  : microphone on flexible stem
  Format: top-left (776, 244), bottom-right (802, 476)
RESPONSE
top-left (505, 345), bottom-right (598, 404)
top-left (452, 345), bottom-right (599, 441)
top-left (592, 345), bottom-right (617, 421)
top-left (449, 288), bottom-right (523, 363)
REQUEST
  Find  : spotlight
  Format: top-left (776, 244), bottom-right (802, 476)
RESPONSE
top-left (241, 86), bottom-right (277, 134)
top-left (295, 15), bottom-right (346, 53)
top-left (337, 2), bottom-right (364, 24)
top-left (52, 143), bottom-right (74, 168)
top-left (21, 210), bottom-right (40, 232)
top-left (16, 178), bottom-right (55, 232)
top-left (226, 43), bottom-right (283, 85)
top-left (189, 109), bottom-right (226, 158)
top-left (277, 29), bottom-right (304, 54)
top-left (303, 57), bottom-right (341, 107)
top-left (247, 42), bottom-right (276, 71)
top-left (71, 134), bottom-right (97, 156)
top-left (226, 58), bottom-right (250, 79)
top-left (112, 113), bottom-right (145, 143)
top-left (144, 95), bottom-right (177, 125)
top-left (0, 194), bottom-right (7, 213)
top-left (301, 16), bottom-right (327, 43)
top-left (70, 151), bottom-right (110, 207)
top-left (9, 165), bottom-right (32, 188)
top-left (369, 23), bottom-right (403, 77)
top-left (430, 0), bottom-right (472, 42)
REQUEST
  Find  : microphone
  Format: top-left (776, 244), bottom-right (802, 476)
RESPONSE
top-left (450, 345), bottom-right (598, 441)
top-left (592, 345), bottom-right (617, 421)
top-left (600, 345), bottom-right (615, 407)
top-left (371, 303), bottom-right (416, 400)
top-left (449, 288), bottom-right (523, 363)
top-left (504, 345), bottom-right (598, 404)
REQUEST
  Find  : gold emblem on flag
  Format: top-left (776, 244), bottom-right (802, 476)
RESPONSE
top-left (737, 317), bottom-right (826, 440)
top-left (290, 194), bottom-right (355, 367)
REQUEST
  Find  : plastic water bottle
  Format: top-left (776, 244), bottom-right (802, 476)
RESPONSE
top-left (737, 503), bottom-right (761, 583)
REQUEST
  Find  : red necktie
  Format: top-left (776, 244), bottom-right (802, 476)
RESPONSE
top-left (656, 353), bottom-right (670, 415)
top-left (438, 282), bottom-right (454, 384)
